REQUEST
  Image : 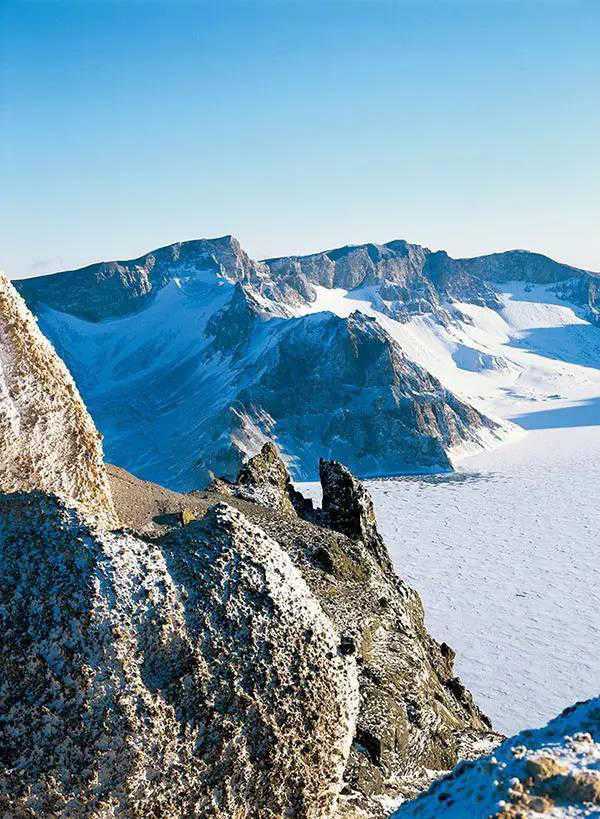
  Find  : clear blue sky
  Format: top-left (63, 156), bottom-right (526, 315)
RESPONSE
top-left (2, 0), bottom-right (599, 278)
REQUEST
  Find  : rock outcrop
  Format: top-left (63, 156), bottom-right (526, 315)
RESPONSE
top-left (391, 697), bottom-right (600, 818)
top-left (218, 441), bottom-right (315, 517)
top-left (0, 273), bottom-right (116, 526)
top-left (107, 443), bottom-right (501, 817)
top-left (319, 458), bottom-right (389, 569)
top-left (0, 492), bottom-right (359, 818)
top-left (0, 291), bottom-right (361, 818)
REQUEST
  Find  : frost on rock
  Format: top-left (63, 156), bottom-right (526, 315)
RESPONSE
top-left (215, 441), bottom-right (316, 518)
top-left (201, 450), bottom-right (500, 817)
top-left (391, 698), bottom-right (600, 818)
top-left (0, 492), bottom-right (358, 819)
top-left (0, 273), bottom-right (116, 527)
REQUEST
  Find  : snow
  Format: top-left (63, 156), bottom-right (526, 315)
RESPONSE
top-left (35, 275), bottom-right (238, 489)
top-left (392, 696), bottom-right (600, 818)
top-left (299, 283), bottom-right (600, 736)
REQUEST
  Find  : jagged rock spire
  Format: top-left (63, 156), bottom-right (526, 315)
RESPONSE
top-left (319, 458), bottom-right (391, 568)
top-left (0, 273), bottom-right (116, 527)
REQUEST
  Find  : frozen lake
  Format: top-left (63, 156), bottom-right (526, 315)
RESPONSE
top-left (371, 405), bottom-right (600, 735)
top-left (305, 399), bottom-right (600, 736)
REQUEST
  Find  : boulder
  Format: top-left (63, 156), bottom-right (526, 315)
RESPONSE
top-left (0, 492), bottom-right (358, 818)
top-left (391, 698), bottom-right (600, 819)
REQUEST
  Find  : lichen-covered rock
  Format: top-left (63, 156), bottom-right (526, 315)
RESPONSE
top-left (0, 273), bottom-right (116, 527)
top-left (0, 492), bottom-right (358, 818)
top-left (391, 698), bottom-right (600, 819)
top-left (220, 441), bottom-right (316, 518)
top-left (108, 451), bottom-right (500, 817)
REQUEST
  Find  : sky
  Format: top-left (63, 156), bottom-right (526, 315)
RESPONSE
top-left (1, 0), bottom-right (599, 279)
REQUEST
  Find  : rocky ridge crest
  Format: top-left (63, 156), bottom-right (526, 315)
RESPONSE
top-left (0, 273), bottom-right (116, 526)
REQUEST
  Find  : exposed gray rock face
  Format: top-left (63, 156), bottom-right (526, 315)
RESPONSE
top-left (456, 248), bottom-right (594, 285)
top-left (204, 281), bottom-right (281, 355)
top-left (265, 242), bottom-right (600, 327)
top-left (107, 446), bottom-right (501, 817)
top-left (0, 491), bottom-right (359, 818)
top-left (16, 235), bottom-right (599, 327)
top-left (265, 240), bottom-right (504, 320)
top-left (18, 262), bottom-right (501, 490)
top-left (203, 310), bottom-right (501, 483)
top-left (15, 235), bottom-right (274, 322)
top-left (319, 458), bottom-right (389, 569)
top-left (0, 273), bottom-right (116, 526)
top-left (554, 273), bottom-right (600, 325)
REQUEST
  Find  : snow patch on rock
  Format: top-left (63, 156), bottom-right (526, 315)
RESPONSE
top-left (391, 698), bottom-right (600, 818)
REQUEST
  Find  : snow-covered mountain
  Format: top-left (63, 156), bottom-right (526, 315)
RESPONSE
top-left (14, 236), bottom-right (600, 490)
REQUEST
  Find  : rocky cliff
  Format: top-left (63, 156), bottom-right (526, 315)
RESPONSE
top-left (0, 441), bottom-right (500, 819)
top-left (0, 273), bottom-right (116, 526)
top-left (14, 235), bottom-right (275, 322)
top-left (197, 307), bottom-right (502, 483)
top-left (0, 278), bottom-right (500, 817)
top-left (107, 443), bottom-right (501, 816)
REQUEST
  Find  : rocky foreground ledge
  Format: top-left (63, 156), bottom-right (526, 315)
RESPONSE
top-left (107, 443), bottom-right (501, 817)
top-left (0, 444), bottom-right (498, 819)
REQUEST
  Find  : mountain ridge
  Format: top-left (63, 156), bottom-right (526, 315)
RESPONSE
top-left (11, 232), bottom-right (599, 491)
top-left (15, 235), bottom-right (599, 324)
